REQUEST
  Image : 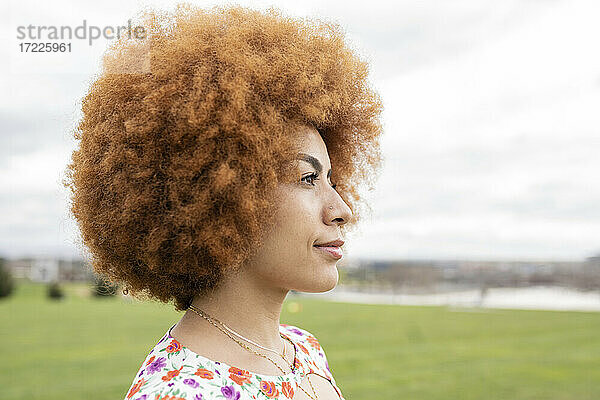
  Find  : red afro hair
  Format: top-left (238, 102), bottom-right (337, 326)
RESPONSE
top-left (63, 3), bottom-right (384, 312)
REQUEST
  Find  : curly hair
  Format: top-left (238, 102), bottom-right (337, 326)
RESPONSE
top-left (63, 3), bottom-right (384, 312)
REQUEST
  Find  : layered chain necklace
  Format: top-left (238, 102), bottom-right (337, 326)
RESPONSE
top-left (187, 304), bottom-right (319, 399)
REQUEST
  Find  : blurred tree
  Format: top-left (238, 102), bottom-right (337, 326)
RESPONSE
top-left (47, 281), bottom-right (64, 300)
top-left (0, 257), bottom-right (15, 299)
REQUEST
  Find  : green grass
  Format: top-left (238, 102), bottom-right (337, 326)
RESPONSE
top-left (1, 280), bottom-right (599, 399)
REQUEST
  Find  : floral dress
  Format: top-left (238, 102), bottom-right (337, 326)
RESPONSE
top-left (123, 323), bottom-right (345, 400)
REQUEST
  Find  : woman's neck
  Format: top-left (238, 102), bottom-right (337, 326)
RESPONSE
top-left (178, 266), bottom-right (290, 350)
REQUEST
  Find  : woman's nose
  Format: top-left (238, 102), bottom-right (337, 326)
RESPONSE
top-left (325, 193), bottom-right (352, 226)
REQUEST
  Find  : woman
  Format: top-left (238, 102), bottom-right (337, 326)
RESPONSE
top-left (64, 4), bottom-right (383, 400)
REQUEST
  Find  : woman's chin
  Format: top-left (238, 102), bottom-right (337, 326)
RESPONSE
top-left (312, 266), bottom-right (339, 293)
top-left (289, 260), bottom-right (339, 293)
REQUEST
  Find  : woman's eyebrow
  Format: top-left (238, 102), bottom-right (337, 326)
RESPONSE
top-left (296, 152), bottom-right (331, 178)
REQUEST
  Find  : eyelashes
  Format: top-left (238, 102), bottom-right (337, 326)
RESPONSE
top-left (301, 172), bottom-right (337, 190)
top-left (301, 173), bottom-right (319, 186)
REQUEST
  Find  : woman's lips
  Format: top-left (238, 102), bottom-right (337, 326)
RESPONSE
top-left (313, 245), bottom-right (343, 260)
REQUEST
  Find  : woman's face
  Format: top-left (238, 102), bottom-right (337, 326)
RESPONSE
top-left (245, 125), bottom-right (353, 293)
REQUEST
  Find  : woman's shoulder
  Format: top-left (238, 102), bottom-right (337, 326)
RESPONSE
top-left (279, 323), bottom-right (321, 353)
top-left (123, 328), bottom-right (248, 400)
top-left (280, 323), bottom-right (343, 398)
top-left (279, 323), bottom-right (335, 379)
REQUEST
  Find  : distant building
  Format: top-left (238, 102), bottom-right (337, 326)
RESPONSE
top-left (583, 255), bottom-right (600, 273)
top-left (5, 257), bottom-right (94, 282)
top-left (585, 255), bottom-right (600, 267)
top-left (30, 258), bottom-right (59, 282)
top-left (6, 258), bottom-right (33, 279)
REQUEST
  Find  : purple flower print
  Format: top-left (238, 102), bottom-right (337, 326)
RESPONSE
top-left (194, 394), bottom-right (203, 400)
top-left (146, 357), bottom-right (167, 374)
top-left (168, 383), bottom-right (174, 387)
top-left (290, 328), bottom-right (303, 336)
top-left (135, 395), bottom-right (148, 400)
top-left (326, 361), bottom-right (330, 372)
top-left (183, 378), bottom-right (200, 388)
top-left (221, 385), bottom-right (241, 400)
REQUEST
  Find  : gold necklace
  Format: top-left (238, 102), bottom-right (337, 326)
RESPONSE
top-left (190, 305), bottom-right (287, 358)
top-left (187, 304), bottom-right (319, 400)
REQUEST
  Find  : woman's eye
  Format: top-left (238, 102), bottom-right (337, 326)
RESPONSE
top-left (301, 173), bottom-right (319, 186)
top-left (301, 173), bottom-right (338, 190)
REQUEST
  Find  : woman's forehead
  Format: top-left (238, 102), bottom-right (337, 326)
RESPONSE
top-left (294, 127), bottom-right (330, 163)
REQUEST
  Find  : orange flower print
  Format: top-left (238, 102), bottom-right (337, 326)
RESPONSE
top-left (228, 366), bottom-right (253, 385)
top-left (146, 355), bottom-right (156, 366)
top-left (126, 377), bottom-right (146, 399)
top-left (194, 368), bottom-right (215, 379)
top-left (165, 339), bottom-right (182, 353)
top-left (282, 381), bottom-right (294, 398)
top-left (297, 343), bottom-right (310, 355)
top-left (161, 366), bottom-right (184, 381)
top-left (155, 395), bottom-right (186, 400)
top-left (306, 336), bottom-right (321, 351)
top-left (260, 380), bottom-right (279, 398)
top-left (294, 358), bottom-right (302, 370)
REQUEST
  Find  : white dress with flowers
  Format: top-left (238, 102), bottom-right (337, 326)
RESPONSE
top-left (123, 323), bottom-right (345, 400)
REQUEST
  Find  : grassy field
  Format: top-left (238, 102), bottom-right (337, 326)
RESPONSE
top-left (1, 280), bottom-right (599, 400)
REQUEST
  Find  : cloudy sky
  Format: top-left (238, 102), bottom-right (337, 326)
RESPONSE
top-left (1, 0), bottom-right (598, 262)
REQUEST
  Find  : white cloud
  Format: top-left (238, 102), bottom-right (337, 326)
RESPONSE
top-left (346, 0), bottom-right (600, 261)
